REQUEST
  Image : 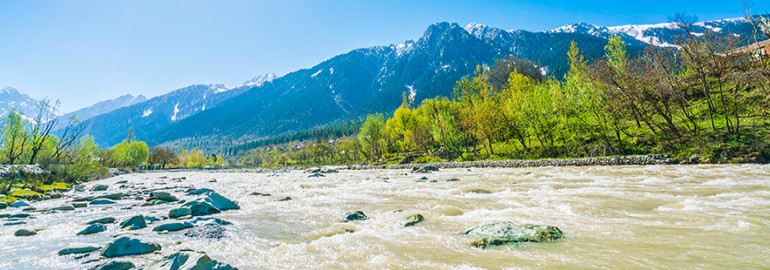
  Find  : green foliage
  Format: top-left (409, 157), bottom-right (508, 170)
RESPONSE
top-left (359, 113), bottom-right (388, 161)
top-left (103, 141), bottom-right (149, 168)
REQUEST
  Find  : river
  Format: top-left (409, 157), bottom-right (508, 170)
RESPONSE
top-left (1, 164), bottom-right (769, 269)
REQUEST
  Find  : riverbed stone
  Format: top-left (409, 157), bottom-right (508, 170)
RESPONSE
top-left (73, 196), bottom-right (94, 202)
top-left (186, 188), bottom-right (214, 195)
top-left (0, 202), bottom-right (8, 209)
top-left (92, 184), bottom-right (109, 191)
top-left (120, 215), bottom-right (147, 230)
top-left (202, 192), bottom-right (239, 211)
top-left (345, 211), bottom-right (367, 222)
top-left (169, 208), bottom-right (192, 219)
top-left (102, 236), bottom-right (161, 258)
top-left (88, 217), bottom-right (117, 225)
top-left (151, 192), bottom-right (178, 202)
top-left (9, 213), bottom-right (31, 218)
top-left (464, 222), bottom-right (564, 248)
top-left (3, 221), bottom-right (26, 226)
top-left (89, 260), bottom-right (135, 270)
top-left (58, 245), bottom-right (101, 255)
top-left (142, 250), bottom-right (236, 270)
top-left (96, 193), bottom-right (124, 200)
top-left (183, 201), bottom-right (221, 216)
top-left (91, 199), bottom-right (117, 205)
top-left (78, 224), bottom-right (107, 235)
top-left (189, 217), bottom-right (232, 226)
top-left (73, 202), bottom-right (88, 208)
top-left (153, 222), bottom-right (193, 232)
top-left (51, 205), bottom-right (76, 211)
top-left (14, 228), bottom-right (37, 236)
top-left (10, 201), bottom-right (29, 207)
top-left (183, 225), bottom-right (227, 239)
top-left (404, 214), bottom-right (424, 227)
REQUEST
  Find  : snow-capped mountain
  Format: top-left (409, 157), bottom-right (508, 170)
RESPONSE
top-left (57, 94), bottom-right (147, 124)
top-left (547, 17), bottom-right (757, 47)
top-left (0, 87), bottom-right (40, 118)
top-left (77, 73), bottom-right (277, 147)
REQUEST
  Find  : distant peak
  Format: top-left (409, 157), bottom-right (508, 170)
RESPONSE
top-left (243, 73), bottom-right (278, 87)
top-left (1, 87), bottom-right (19, 95)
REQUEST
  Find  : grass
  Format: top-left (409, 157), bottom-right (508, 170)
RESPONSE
top-left (9, 189), bottom-right (45, 199)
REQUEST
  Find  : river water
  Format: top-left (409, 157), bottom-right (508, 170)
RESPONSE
top-left (1, 164), bottom-right (769, 269)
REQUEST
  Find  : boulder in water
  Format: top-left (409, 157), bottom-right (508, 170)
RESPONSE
top-left (183, 201), bottom-right (221, 216)
top-left (58, 245), bottom-right (101, 256)
top-left (10, 201), bottom-right (29, 207)
top-left (0, 202), bottom-right (7, 209)
top-left (464, 222), bottom-right (564, 248)
top-left (14, 228), bottom-right (37, 236)
top-left (403, 214), bottom-right (424, 227)
top-left (77, 224), bottom-right (107, 235)
top-left (51, 205), bottom-right (75, 211)
top-left (9, 213), bottom-right (31, 218)
top-left (153, 222), bottom-right (193, 232)
top-left (89, 260), bottom-right (135, 270)
top-left (151, 192), bottom-right (178, 202)
top-left (96, 193), bottom-right (124, 200)
top-left (119, 215), bottom-right (147, 230)
top-left (101, 236), bottom-right (161, 258)
top-left (169, 208), bottom-right (192, 218)
top-left (73, 202), bottom-right (88, 208)
top-left (92, 184), bottom-right (109, 191)
top-left (186, 188), bottom-right (214, 195)
top-left (90, 199), bottom-right (117, 205)
top-left (202, 192), bottom-right (239, 211)
top-left (345, 211), bottom-right (367, 222)
top-left (183, 225), bottom-right (227, 239)
top-left (87, 217), bottom-right (117, 225)
top-left (189, 217), bottom-right (232, 226)
top-left (141, 250), bottom-right (236, 270)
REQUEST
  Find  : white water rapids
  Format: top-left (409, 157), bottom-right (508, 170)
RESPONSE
top-left (1, 164), bottom-right (769, 269)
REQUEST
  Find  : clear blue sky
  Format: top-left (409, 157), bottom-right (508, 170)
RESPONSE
top-left (0, 0), bottom-right (759, 112)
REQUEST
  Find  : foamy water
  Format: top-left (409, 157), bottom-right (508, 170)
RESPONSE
top-left (1, 164), bottom-right (769, 269)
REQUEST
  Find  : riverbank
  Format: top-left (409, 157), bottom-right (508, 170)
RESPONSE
top-left (345, 154), bottom-right (678, 170)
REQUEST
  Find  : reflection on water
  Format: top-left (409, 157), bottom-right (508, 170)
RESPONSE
top-left (1, 164), bottom-right (769, 269)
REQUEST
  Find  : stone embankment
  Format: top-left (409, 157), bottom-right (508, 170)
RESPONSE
top-left (346, 155), bottom-right (678, 170)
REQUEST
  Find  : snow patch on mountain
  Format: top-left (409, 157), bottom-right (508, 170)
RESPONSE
top-left (171, 103), bottom-right (180, 121)
top-left (142, 108), bottom-right (153, 117)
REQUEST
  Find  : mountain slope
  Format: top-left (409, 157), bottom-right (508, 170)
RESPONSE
top-left (58, 94), bottom-right (147, 123)
top-left (0, 87), bottom-right (43, 119)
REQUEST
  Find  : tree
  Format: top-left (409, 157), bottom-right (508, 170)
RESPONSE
top-left (359, 113), bottom-right (387, 161)
top-left (1, 109), bottom-right (29, 164)
top-left (148, 147), bottom-right (178, 169)
top-left (27, 99), bottom-right (59, 164)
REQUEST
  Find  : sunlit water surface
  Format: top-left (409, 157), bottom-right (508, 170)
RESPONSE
top-left (1, 165), bottom-right (769, 269)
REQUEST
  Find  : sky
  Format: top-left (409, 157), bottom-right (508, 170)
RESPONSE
top-left (0, 0), bottom-right (761, 112)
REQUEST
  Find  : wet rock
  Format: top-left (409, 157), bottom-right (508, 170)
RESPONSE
top-left (51, 205), bottom-right (75, 211)
top-left (9, 213), bottom-right (31, 218)
top-left (447, 178), bottom-right (460, 182)
top-left (120, 215), bottom-right (147, 230)
top-left (0, 202), bottom-right (6, 209)
top-left (183, 225), bottom-right (227, 239)
top-left (73, 202), bottom-right (88, 208)
top-left (10, 201), bottom-right (29, 207)
top-left (58, 245), bottom-right (101, 256)
top-left (92, 184), bottom-right (109, 191)
top-left (14, 228), bottom-right (37, 236)
top-left (403, 214), bottom-right (424, 227)
top-left (144, 216), bottom-right (159, 223)
top-left (91, 199), bottom-right (117, 205)
top-left (153, 222), bottom-right (193, 232)
top-left (102, 236), bottom-right (161, 258)
top-left (73, 196), bottom-right (94, 202)
top-left (201, 191), bottom-right (239, 211)
top-left (183, 201), bottom-right (221, 216)
top-left (150, 192), bottom-right (178, 202)
top-left (322, 169), bottom-right (339, 174)
top-left (0, 213), bottom-right (10, 218)
top-left (249, 192), bottom-right (271, 196)
top-left (278, 197), bottom-right (292, 201)
top-left (345, 211), bottom-right (367, 222)
top-left (186, 188), bottom-right (214, 195)
top-left (89, 260), bottom-right (135, 270)
top-left (465, 222), bottom-right (564, 248)
top-left (208, 179), bottom-right (217, 183)
top-left (169, 208), bottom-right (192, 219)
top-left (142, 250), bottom-right (236, 270)
top-left (88, 217), bottom-right (117, 225)
top-left (3, 221), bottom-right (26, 226)
top-left (97, 193), bottom-right (124, 200)
top-left (78, 224), bottom-right (107, 235)
top-left (308, 173), bottom-right (325, 178)
top-left (22, 207), bottom-right (36, 211)
top-left (46, 192), bottom-right (63, 199)
top-left (464, 188), bottom-right (492, 194)
top-left (189, 217), bottom-right (232, 226)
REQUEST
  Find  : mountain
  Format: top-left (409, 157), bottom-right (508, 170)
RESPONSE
top-left (547, 17), bottom-right (759, 47)
top-left (148, 22), bottom-right (644, 150)
top-left (58, 94), bottom-right (146, 124)
top-left (77, 74), bottom-right (276, 147)
top-left (0, 87), bottom-right (41, 119)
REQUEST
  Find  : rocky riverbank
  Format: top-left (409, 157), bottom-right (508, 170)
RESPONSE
top-left (345, 154), bottom-right (678, 170)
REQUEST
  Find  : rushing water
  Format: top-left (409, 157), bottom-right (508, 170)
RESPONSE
top-left (1, 164), bottom-right (769, 269)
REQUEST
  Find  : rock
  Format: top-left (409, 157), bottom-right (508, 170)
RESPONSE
top-left (202, 192), bottom-right (239, 211)
top-left (101, 236), bottom-right (161, 258)
top-left (9, 213), bottom-right (31, 218)
top-left (403, 214), bottom-right (424, 227)
top-left (141, 250), bottom-right (236, 270)
top-left (308, 173), bottom-right (325, 177)
top-left (10, 201), bottom-right (29, 207)
top-left (73, 196), bottom-right (95, 202)
top-left (187, 188), bottom-right (214, 195)
top-left (189, 217), bottom-right (232, 226)
top-left (169, 208), bottom-right (192, 218)
top-left (58, 245), bottom-right (101, 256)
top-left (92, 184), bottom-right (109, 191)
top-left (446, 178), bottom-right (460, 182)
top-left (14, 228), bottom-right (37, 236)
top-left (78, 224), bottom-right (107, 235)
top-left (0, 202), bottom-right (7, 209)
top-left (97, 193), bottom-right (124, 200)
top-left (144, 216), bottom-right (159, 223)
top-left (183, 225), bottom-right (227, 239)
top-left (0, 213), bottom-right (10, 218)
top-left (464, 188), bottom-right (492, 194)
top-left (151, 192), bottom-right (178, 202)
top-left (464, 222), bottom-right (564, 248)
top-left (120, 215), bottom-right (147, 230)
top-left (3, 221), bottom-right (26, 226)
top-left (46, 192), bottom-right (63, 199)
top-left (51, 205), bottom-right (76, 211)
top-left (208, 179), bottom-right (217, 183)
top-left (88, 217), bottom-right (117, 225)
top-left (153, 222), bottom-right (193, 232)
top-left (345, 211), bottom-right (367, 222)
top-left (73, 202), bottom-right (88, 208)
top-left (91, 199), bottom-right (117, 205)
top-left (22, 207), bottom-right (36, 211)
top-left (249, 192), bottom-right (271, 196)
top-left (89, 260), bottom-right (135, 270)
top-left (183, 201), bottom-right (221, 216)
top-left (278, 197), bottom-right (292, 201)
